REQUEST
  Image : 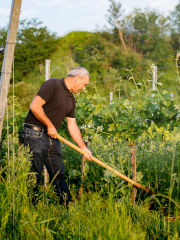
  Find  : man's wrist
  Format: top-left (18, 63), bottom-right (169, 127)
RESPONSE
top-left (46, 122), bottom-right (55, 129)
top-left (80, 145), bottom-right (87, 150)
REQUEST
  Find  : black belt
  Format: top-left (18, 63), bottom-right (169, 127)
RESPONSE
top-left (23, 123), bottom-right (46, 133)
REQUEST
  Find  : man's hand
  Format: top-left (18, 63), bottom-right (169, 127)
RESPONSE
top-left (30, 96), bottom-right (58, 138)
top-left (81, 146), bottom-right (92, 161)
top-left (66, 117), bottom-right (93, 160)
top-left (47, 125), bottom-right (57, 138)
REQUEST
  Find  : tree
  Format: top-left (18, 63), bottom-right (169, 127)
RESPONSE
top-left (0, 19), bottom-right (58, 82)
top-left (106, 0), bottom-right (128, 49)
top-left (14, 19), bottom-right (58, 81)
top-left (125, 9), bottom-right (173, 60)
top-left (106, 0), bottom-right (123, 28)
top-left (170, 1), bottom-right (180, 50)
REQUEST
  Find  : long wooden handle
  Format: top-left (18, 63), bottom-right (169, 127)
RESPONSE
top-left (57, 134), bottom-right (151, 194)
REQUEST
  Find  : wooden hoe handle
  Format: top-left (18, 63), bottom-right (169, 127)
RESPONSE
top-left (57, 134), bottom-right (151, 194)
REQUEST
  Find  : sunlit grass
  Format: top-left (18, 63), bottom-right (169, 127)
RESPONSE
top-left (0, 134), bottom-right (179, 239)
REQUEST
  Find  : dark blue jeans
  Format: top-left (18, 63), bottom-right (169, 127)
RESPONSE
top-left (21, 126), bottom-right (72, 205)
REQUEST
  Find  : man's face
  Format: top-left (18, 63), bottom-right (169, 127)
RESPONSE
top-left (72, 75), bottom-right (90, 93)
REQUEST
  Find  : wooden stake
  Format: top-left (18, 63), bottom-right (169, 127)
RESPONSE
top-left (79, 141), bottom-right (89, 196)
top-left (0, 0), bottom-right (22, 139)
top-left (44, 59), bottom-right (51, 189)
top-left (79, 156), bottom-right (86, 196)
top-left (130, 144), bottom-right (137, 204)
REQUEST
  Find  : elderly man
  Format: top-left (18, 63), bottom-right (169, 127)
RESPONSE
top-left (21, 66), bottom-right (92, 205)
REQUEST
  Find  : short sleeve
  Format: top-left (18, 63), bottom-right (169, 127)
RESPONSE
top-left (66, 98), bottom-right (76, 118)
top-left (37, 79), bottom-right (57, 102)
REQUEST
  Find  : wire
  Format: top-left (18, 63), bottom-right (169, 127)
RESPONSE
top-left (120, 54), bottom-right (177, 70)
top-left (158, 64), bottom-right (179, 70)
top-left (89, 64), bottom-right (178, 85)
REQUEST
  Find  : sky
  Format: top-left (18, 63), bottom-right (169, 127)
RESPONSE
top-left (0, 0), bottom-right (179, 37)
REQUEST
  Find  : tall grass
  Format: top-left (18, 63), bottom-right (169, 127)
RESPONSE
top-left (0, 134), bottom-right (179, 239)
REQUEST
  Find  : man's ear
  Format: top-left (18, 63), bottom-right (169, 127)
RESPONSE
top-left (74, 76), bottom-right (78, 83)
top-left (71, 76), bottom-right (77, 86)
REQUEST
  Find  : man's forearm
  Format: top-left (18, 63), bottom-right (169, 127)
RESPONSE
top-left (67, 118), bottom-right (92, 160)
top-left (29, 96), bottom-right (57, 138)
top-left (30, 104), bottom-right (54, 128)
top-left (68, 124), bottom-right (86, 149)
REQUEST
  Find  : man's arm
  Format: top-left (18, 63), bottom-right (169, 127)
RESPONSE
top-left (66, 117), bottom-right (92, 161)
top-left (30, 96), bottom-right (57, 138)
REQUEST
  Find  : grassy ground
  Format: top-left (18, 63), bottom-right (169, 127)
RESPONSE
top-left (0, 135), bottom-right (179, 240)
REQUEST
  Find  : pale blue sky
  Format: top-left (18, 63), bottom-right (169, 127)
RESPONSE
top-left (0, 0), bottom-right (179, 37)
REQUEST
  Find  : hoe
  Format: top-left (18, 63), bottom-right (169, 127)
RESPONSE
top-left (57, 134), bottom-right (152, 194)
top-left (57, 134), bottom-right (180, 221)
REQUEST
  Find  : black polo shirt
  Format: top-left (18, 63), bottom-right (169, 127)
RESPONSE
top-left (25, 78), bottom-right (76, 130)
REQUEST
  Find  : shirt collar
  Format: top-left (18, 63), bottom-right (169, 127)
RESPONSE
top-left (62, 78), bottom-right (69, 92)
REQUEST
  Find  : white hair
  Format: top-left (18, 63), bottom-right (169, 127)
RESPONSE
top-left (68, 66), bottom-right (90, 78)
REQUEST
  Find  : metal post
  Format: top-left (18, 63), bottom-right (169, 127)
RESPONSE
top-left (152, 65), bottom-right (157, 92)
top-left (170, 93), bottom-right (174, 100)
top-left (45, 59), bottom-right (51, 82)
top-left (44, 59), bottom-right (51, 189)
top-left (110, 92), bottom-right (113, 105)
top-left (0, 0), bottom-right (22, 139)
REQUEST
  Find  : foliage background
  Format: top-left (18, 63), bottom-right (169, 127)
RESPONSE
top-left (0, 0), bottom-right (180, 239)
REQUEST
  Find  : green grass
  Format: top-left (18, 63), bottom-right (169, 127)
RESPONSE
top-left (0, 134), bottom-right (179, 239)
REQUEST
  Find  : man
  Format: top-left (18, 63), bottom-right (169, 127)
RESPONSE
top-left (21, 66), bottom-right (92, 205)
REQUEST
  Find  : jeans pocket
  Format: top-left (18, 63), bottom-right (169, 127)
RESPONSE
top-left (23, 128), bottom-right (44, 153)
top-left (24, 128), bottom-right (43, 139)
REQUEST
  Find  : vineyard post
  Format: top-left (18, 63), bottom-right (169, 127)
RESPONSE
top-left (79, 156), bottom-right (86, 196)
top-left (44, 59), bottom-right (51, 189)
top-left (110, 92), bottom-right (113, 105)
top-left (0, 0), bottom-right (22, 140)
top-left (152, 65), bottom-right (157, 97)
top-left (129, 143), bottom-right (137, 204)
top-left (79, 141), bottom-right (88, 196)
